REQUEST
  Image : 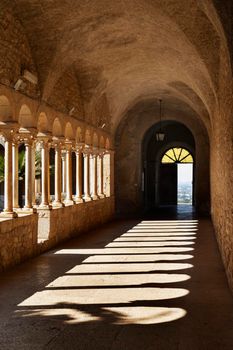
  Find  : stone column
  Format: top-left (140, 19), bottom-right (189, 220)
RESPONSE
top-left (64, 142), bottom-right (74, 206)
top-left (31, 142), bottom-right (36, 206)
top-left (18, 127), bottom-right (37, 211)
top-left (24, 138), bottom-right (33, 209)
top-left (0, 131), bottom-right (17, 217)
top-left (91, 149), bottom-right (99, 200)
top-left (83, 146), bottom-right (91, 201)
top-left (98, 150), bottom-right (105, 198)
top-left (48, 144), bottom-right (51, 205)
top-left (12, 139), bottom-right (20, 209)
top-left (39, 139), bottom-right (51, 209)
top-left (61, 150), bottom-right (66, 196)
top-left (53, 140), bottom-right (63, 207)
top-left (74, 144), bottom-right (83, 203)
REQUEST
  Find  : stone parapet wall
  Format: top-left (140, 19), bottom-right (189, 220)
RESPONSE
top-left (0, 197), bottom-right (115, 271)
top-left (38, 197), bottom-right (115, 251)
top-left (0, 214), bottom-right (38, 271)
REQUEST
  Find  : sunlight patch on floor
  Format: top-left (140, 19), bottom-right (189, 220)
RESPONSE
top-left (54, 247), bottom-right (194, 255)
top-left (18, 287), bottom-right (189, 306)
top-left (46, 273), bottom-right (191, 287)
top-left (17, 219), bottom-right (198, 325)
top-left (84, 254), bottom-right (194, 263)
top-left (106, 241), bottom-right (195, 247)
top-left (67, 262), bottom-right (193, 273)
top-left (15, 306), bottom-right (187, 325)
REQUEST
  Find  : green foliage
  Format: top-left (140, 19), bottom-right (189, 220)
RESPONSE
top-left (35, 150), bottom-right (42, 179)
top-left (18, 150), bottom-right (25, 181)
top-left (0, 149), bottom-right (54, 183)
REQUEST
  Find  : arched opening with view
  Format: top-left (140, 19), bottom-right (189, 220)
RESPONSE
top-left (141, 120), bottom-right (205, 215)
top-left (160, 147), bottom-right (194, 206)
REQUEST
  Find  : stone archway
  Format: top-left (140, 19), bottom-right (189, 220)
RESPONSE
top-left (115, 105), bottom-right (210, 217)
top-left (142, 121), bottom-right (197, 212)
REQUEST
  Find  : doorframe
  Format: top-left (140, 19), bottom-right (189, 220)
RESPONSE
top-left (155, 142), bottom-right (195, 207)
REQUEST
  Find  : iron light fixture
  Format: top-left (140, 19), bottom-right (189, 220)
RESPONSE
top-left (156, 99), bottom-right (165, 141)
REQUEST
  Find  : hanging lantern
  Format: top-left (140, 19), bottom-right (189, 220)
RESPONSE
top-left (156, 99), bottom-right (165, 141)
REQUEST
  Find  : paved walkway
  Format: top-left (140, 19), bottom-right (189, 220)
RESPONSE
top-left (0, 218), bottom-right (232, 349)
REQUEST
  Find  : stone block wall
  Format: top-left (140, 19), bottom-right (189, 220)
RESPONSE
top-left (211, 103), bottom-right (233, 291)
top-left (0, 214), bottom-right (38, 271)
top-left (0, 8), bottom-right (38, 98)
top-left (38, 197), bottom-right (115, 251)
top-left (47, 67), bottom-right (84, 119)
top-left (0, 197), bottom-right (115, 271)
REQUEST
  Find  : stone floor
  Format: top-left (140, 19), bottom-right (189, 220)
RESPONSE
top-left (0, 210), bottom-right (232, 349)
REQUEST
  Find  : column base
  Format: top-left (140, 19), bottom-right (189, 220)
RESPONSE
top-left (38, 204), bottom-right (52, 210)
top-left (52, 201), bottom-right (65, 208)
top-left (83, 195), bottom-right (92, 202)
top-left (74, 197), bottom-right (84, 203)
top-left (0, 211), bottom-right (18, 218)
top-left (91, 194), bottom-right (99, 200)
top-left (64, 199), bottom-right (75, 206)
top-left (22, 207), bottom-right (37, 214)
top-left (13, 207), bottom-right (21, 212)
top-left (98, 194), bottom-right (106, 199)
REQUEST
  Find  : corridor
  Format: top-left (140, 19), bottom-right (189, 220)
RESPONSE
top-left (0, 218), bottom-right (232, 350)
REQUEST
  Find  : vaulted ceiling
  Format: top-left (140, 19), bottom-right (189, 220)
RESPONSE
top-left (2, 0), bottom-right (232, 132)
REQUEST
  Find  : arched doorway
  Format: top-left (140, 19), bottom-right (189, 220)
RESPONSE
top-left (142, 121), bottom-right (196, 212)
top-left (159, 147), bottom-right (194, 206)
top-left (115, 109), bottom-right (210, 217)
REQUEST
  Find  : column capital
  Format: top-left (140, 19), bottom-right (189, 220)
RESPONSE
top-left (37, 132), bottom-right (52, 150)
top-left (0, 121), bottom-right (19, 140)
top-left (106, 149), bottom-right (115, 155)
top-left (18, 127), bottom-right (37, 145)
top-left (37, 131), bottom-right (52, 143)
top-left (61, 149), bottom-right (66, 158)
top-left (39, 134), bottom-right (51, 209)
top-left (75, 142), bottom-right (85, 153)
top-left (52, 136), bottom-right (65, 148)
top-left (98, 148), bottom-right (106, 158)
top-left (83, 145), bottom-right (92, 155)
top-left (64, 139), bottom-right (75, 150)
top-left (12, 135), bottom-right (21, 145)
top-left (92, 146), bottom-right (99, 155)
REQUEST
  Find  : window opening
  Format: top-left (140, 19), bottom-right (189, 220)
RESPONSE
top-left (162, 147), bottom-right (193, 164)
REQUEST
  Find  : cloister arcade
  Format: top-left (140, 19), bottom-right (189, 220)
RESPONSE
top-left (0, 90), bottom-right (114, 248)
top-left (0, 0), bottom-right (232, 348)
